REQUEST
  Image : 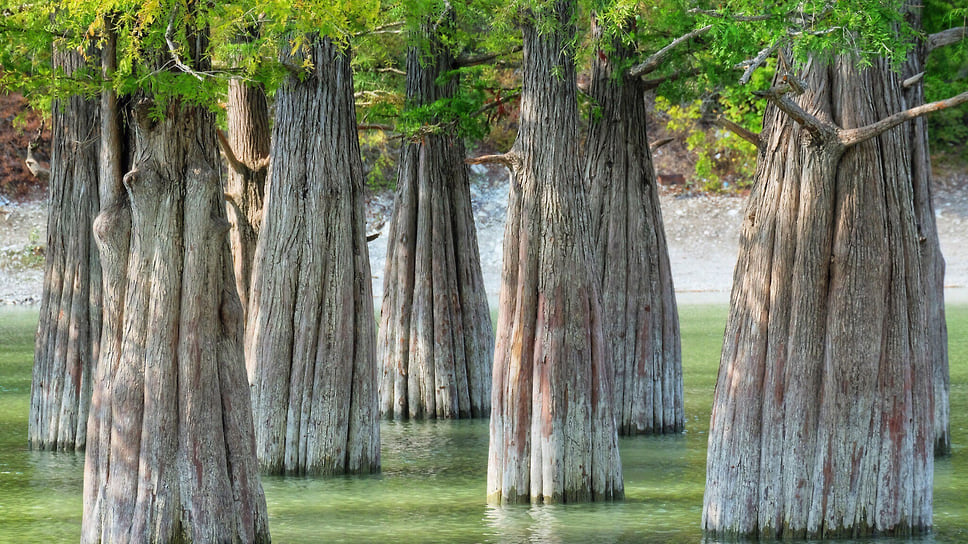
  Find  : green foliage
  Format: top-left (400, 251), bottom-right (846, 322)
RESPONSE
top-left (656, 96), bottom-right (759, 192)
top-left (924, 0), bottom-right (968, 156)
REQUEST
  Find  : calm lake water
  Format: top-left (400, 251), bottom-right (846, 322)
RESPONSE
top-left (0, 305), bottom-right (965, 543)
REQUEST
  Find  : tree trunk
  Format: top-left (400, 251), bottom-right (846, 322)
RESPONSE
top-left (81, 95), bottom-right (270, 542)
top-left (245, 38), bottom-right (379, 475)
top-left (904, 8), bottom-right (949, 457)
top-left (224, 78), bottom-right (269, 312)
top-left (378, 32), bottom-right (493, 420)
top-left (29, 49), bottom-right (101, 452)
top-left (486, 2), bottom-right (623, 504)
top-left (703, 56), bottom-right (933, 538)
top-left (583, 29), bottom-right (683, 436)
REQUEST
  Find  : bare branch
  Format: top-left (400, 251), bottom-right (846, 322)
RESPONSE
top-left (710, 116), bottom-right (761, 147)
top-left (25, 142), bottom-right (50, 180)
top-left (839, 90), bottom-right (968, 148)
top-left (629, 25), bottom-right (713, 78)
top-left (216, 130), bottom-right (250, 177)
top-left (455, 46), bottom-right (523, 68)
top-left (357, 124), bottom-right (395, 132)
top-left (903, 71), bottom-right (925, 88)
top-left (465, 153), bottom-right (515, 168)
top-left (165, 10), bottom-right (205, 81)
top-left (377, 67), bottom-right (406, 76)
top-left (354, 21), bottom-right (404, 37)
top-left (754, 85), bottom-right (838, 141)
top-left (928, 26), bottom-right (967, 52)
top-left (649, 137), bottom-right (675, 152)
top-left (687, 8), bottom-right (773, 22)
top-left (737, 42), bottom-right (781, 85)
top-left (642, 67), bottom-right (703, 90)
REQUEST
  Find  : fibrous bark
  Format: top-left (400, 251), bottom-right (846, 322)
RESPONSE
top-left (29, 49), bottom-right (101, 452)
top-left (224, 77), bottom-right (269, 312)
top-left (703, 56), bottom-right (933, 538)
top-left (81, 97), bottom-right (269, 543)
top-left (378, 31), bottom-right (493, 420)
top-left (584, 29), bottom-right (683, 436)
top-left (904, 8), bottom-right (949, 456)
top-left (245, 37), bottom-right (379, 475)
top-left (486, 2), bottom-right (623, 504)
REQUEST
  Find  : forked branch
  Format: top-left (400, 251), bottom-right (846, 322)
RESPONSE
top-left (755, 84), bottom-right (838, 141)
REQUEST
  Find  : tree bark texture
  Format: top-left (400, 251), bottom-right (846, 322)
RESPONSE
top-left (486, 2), bottom-right (623, 504)
top-left (702, 56), bottom-right (933, 538)
top-left (584, 32), bottom-right (683, 436)
top-left (224, 79), bottom-right (269, 312)
top-left (29, 49), bottom-right (101, 452)
top-left (245, 38), bottom-right (379, 475)
top-left (378, 36), bottom-right (494, 420)
top-left (904, 8), bottom-right (949, 457)
top-left (81, 94), bottom-right (270, 542)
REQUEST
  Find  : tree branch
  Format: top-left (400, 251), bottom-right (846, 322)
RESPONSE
top-left (928, 26), bottom-right (967, 52)
top-left (649, 137), bottom-right (676, 152)
top-left (711, 116), bottom-right (761, 147)
top-left (754, 85), bottom-right (837, 141)
top-left (839, 90), bottom-right (968, 147)
top-left (642, 67), bottom-right (702, 90)
top-left (455, 46), bottom-right (523, 68)
top-left (216, 130), bottom-right (250, 177)
top-left (737, 42), bottom-right (781, 85)
top-left (465, 153), bottom-right (515, 168)
top-left (903, 71), bottom-right (925, 88)
top-left (357, 124), bottom-right (395, 131)
top-left (629, 25), bottom-right (713, 78)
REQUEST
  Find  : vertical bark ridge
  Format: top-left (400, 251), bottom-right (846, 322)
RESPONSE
top-left (584, 27), bottom-right (683, 435)
top-left (703, 54), bottom-right (933, 539)
top-left (377, 30), bottom-right (494, 420)
top-left (246, 37), bottom-right (379, 475)
top-left (29, 49), bottom-right (102, 452)
top-left (487, 2), bottom-right (623, 505)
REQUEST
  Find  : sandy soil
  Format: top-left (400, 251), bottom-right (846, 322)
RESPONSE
top-left (3, 167), bottom-right (967, 306)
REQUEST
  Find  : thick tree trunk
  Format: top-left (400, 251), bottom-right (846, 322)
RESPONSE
top-left (584, 32), bottom-right (683, 436)
top-left (224, 78), bottom-right (269, 311)
top-left (378, 34), bottom-right (493, 420)
top-left (904, 9), bottom-right (949, 456)
top-left (81, 96), bottom-right (270, 542)
top-left (703, 56), bottom-right (933, 538)
top-left (245, 38), bottom-right (379, 475)
top-left (487, 2), bottom-right (623, 504)
top-left (29, 49), bottom-right (101, 452)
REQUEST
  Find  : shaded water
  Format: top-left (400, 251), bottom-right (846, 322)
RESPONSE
top-left (1, 306), bottom-right (966, 543)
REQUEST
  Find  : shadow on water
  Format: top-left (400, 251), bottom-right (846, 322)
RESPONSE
top-left (1, 305), bottom-right (968, 542)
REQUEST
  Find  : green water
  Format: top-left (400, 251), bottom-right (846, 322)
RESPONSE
top-left (1, 305), bottom-right (966, 543)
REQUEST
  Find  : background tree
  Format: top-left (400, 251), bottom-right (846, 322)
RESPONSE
top-left (77, 3), bottom-right (270, 541)
top-left (701, 2), bottom-right (968, 537)
top-left (221, 28), bottom-right (270, 313)
top-left (483, 0), bottom-right (623, 504)
top-left (28, 48), bottom-right (101, 453)
top-left (244, 30), bottom-right (380, 474)
top-left (582, 11), bottom-right (685, 436)
top-left (377, 4), bottom-right (494, 420)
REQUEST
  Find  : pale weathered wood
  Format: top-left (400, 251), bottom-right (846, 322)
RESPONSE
top-left (224, 75), bottom-right (269, 312)
top-left (245, 37), bottom-right (379, 475)
top-left (378, 26), bottom-right (493, 420)
top-left (703, 53), bottom-right (933, 539)
top-left (487, 1), bottom-right (623, 505)
top-left (29, 49), bottom-right (101, 452)
top-left (584, 26), bottom-right (683, 436)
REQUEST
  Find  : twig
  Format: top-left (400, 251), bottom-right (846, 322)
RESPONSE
top-left (737, 41), bottom-right (781, 85)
